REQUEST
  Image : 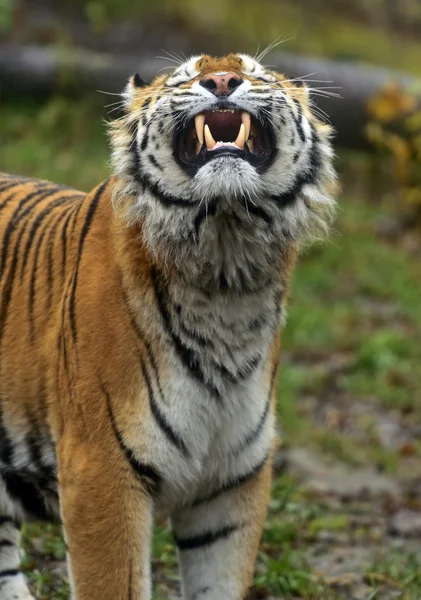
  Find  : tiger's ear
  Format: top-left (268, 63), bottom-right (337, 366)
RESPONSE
top-left (133, 74), bottom-right (149, 88)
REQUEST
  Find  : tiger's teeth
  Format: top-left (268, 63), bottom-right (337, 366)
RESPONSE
top-left (248, 138), bottom-right (254, 152)
top-left (241, 112), bottom-right (251, 140)
top-left (194, 114), bottom-right (205, 145)
top-left (234, 123), bottom-right (246, 150)
top-left (204, 124), bottom-right (216, 150)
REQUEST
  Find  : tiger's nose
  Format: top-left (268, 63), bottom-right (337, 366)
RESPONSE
top-left (199, 72), bottom-right (243, 96)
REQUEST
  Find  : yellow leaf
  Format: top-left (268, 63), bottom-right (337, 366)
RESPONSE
top-left (367, 82), bottom-right (417, 124)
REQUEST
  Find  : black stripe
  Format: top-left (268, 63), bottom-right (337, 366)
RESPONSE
top-left (148, 154), bottom-right (163, 171)
top-left (165, 80), bottom-right (186, 88)
top-left (192, 199), bottom-right (218, 241)
top-left (0, 176), bottom-right (47, 193)
top-left (45, 204), bottom-right (75, 311)
top-left (57, 279), bottom-right (72, 392)
top-left (140, 131), bottom-right (149, 152)
top-left (128, 124), bottom-right (194, 208)
top-left (142, 172), bottom-right (194, 208)
top-left (102, 384), bottom-right (161, 494)
top-left (269, 135), bottom-right (320, 208)
top-left (140, 359), bottom-right (189, 457)
top-left (20, 194), bottom-right (74, 281)
top-left (0, 179), bottom-right (27, 197)
top-left (233, 398), bottom-right (270, 456)
top-left (128, 122), bottom-right (142, 183)
top-left (25, 409), bottom-right (56, 481)
top-left (152, 269), bottom-right (222, 401)
top-left (0, 569), bottom-right (20, 578)
top-left (124, 290), bottom-right (190, 454)
top-left (0, 174), bottom-right (73, 190)
top-left (238, 197), bottom-right (273, 226)
top-left (27, 197), bottom-right (77, 341)
top-left (0, 190), bottom-right (21, 213)
top-left (69, 181), bottom-right (108, 343)
top-left (0, 189), bottom-right (60, 351)
top-left (175, 310), bottom-right (215, 350)
top-left (60, 200), bottom-right (83, 281)
top-left (0, 184), bottom-right (51, 279)
top-left (25, 424), bottom-right (44, 473)
top-left (141, 98), bottom-right (151, 126)
top-left (292, 98), bottom-right (306, 143)
top-left (2, 472), bottom-right (51, 521)
top-left (0, 540), bottom-right (14, 549)
top-left (232, 358), bottom-right (279, 455)
top-left (217, 353), bottom-right (261, 384)
top-left (193, 454), bottom-right (268, 506)
top-left (174, 524), bottom-right (238, 550)
top-left (140, 99), bottom-right (152, 150)
top-left (0, 517), bottom-right (16, 527)
top-left (123, 293), bottom-right (166, 402)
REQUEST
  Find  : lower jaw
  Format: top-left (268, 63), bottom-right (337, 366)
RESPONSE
top-left (175, 149), bottom-right (275, 177)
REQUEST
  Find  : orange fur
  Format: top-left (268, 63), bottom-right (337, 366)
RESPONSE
top-left (0, 52), bottom-right (335, 600)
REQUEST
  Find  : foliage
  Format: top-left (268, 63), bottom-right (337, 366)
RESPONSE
top-left (367, 82), bottom-right (421, 230)
top-left (0, 0), bottom-right (12, 31)
top-left (69, 0), bottom-right (154, 32)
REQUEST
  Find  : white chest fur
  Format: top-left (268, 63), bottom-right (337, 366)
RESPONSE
top-left (131, 278), bottom-right (282, 512)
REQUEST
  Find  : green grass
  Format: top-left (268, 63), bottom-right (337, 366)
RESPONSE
top-left (0, 97), bottom-right (109, 190)
top-left (2, 96), bottom-right (421, 598)
top-left (366, 550), bottom-right (421, 600)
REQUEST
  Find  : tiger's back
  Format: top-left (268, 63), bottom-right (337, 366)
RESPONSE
top-left (0, 174), bottom-right (85, 519)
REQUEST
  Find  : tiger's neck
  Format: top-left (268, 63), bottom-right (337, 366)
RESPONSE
top-left (156, 266), bottom-right (283, 376)
top-left (114, 190), bottom-right (297, 397)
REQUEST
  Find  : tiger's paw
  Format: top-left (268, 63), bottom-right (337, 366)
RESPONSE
top-left (0, 573), bottom-right (36, 600)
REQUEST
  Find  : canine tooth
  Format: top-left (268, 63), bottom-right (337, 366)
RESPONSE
top-left (248, 138), bottom-right (254, 152)
top-left (241, 112), bottom-right (251, 140)
top-left (234, 123), bottom-right (246, 149)
top-left (204, 124), bottom-right (216, 149)
top-left (194, 114), bottom-right (205, 145)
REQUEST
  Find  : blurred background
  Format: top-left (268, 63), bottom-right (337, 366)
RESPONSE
top-left (1, 1), bottom-right (421, 599)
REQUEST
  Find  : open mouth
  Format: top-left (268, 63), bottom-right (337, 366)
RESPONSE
top-left (174, 108), bottom-right (275, 173)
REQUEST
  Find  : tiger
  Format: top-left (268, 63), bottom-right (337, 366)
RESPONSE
top-left (0, 52), bottom-right (336, 600)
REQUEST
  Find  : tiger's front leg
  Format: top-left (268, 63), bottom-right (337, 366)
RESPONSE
top-left (57, 427), bottom-right (154, 600)
top-left (171, 457), bottom-right (272, 600)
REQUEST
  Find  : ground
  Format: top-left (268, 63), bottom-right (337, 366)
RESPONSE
top-left (1, 98), bottom-right (421, 600)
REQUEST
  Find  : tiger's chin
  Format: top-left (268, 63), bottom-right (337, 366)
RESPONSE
top-left (192, 157), bottom-right (262, 201)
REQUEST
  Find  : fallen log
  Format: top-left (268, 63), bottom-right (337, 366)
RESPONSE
top-left (0, 43), bottom-right (419, 149)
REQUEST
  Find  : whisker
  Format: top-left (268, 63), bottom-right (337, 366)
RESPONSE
top-left (97, 89), bottom-right (123, 96)
top-left (256, 36), bottom-right (294, 63)
top-left (156, 50), bottom-right (185, 66)
top-left (158, 66), bottom-right (177, 73)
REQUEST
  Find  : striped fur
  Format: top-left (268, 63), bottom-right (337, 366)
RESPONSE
top-left (0, 53), bottom-right (337, 599)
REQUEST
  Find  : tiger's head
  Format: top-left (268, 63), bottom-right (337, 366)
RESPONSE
top-left (110, 53), bottom-right (337, 292)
